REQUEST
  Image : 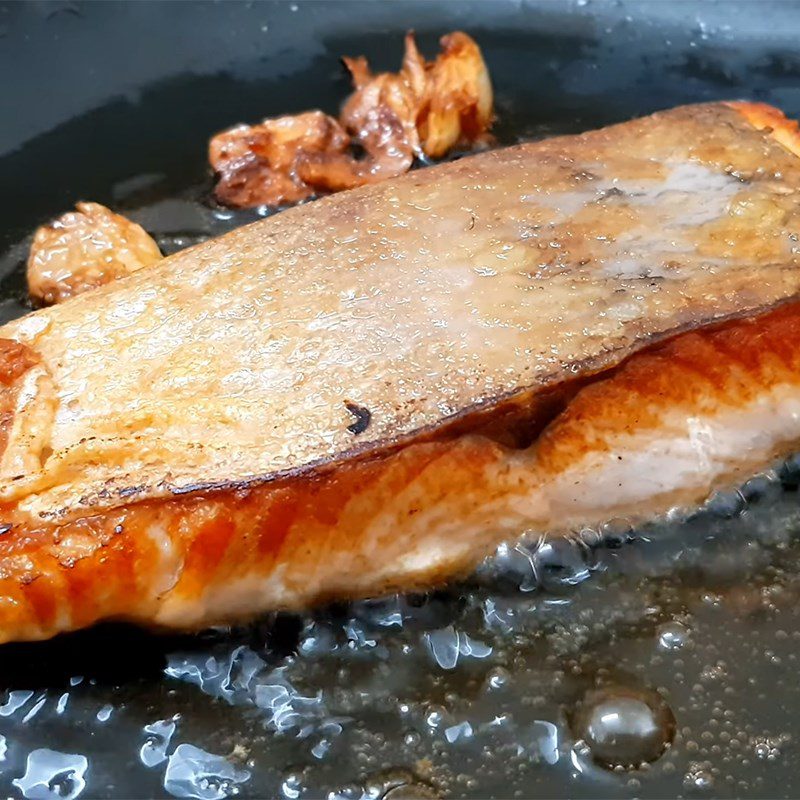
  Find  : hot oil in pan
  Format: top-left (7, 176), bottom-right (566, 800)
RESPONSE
top-left (4, 40), bottom-right (800, 800)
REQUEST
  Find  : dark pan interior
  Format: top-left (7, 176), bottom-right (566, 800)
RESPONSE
top-left (3, 1), bottom-right (800, 798)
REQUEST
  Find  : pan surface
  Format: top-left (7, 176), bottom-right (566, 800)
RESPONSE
top-left (3, 1), bottom-right (800, 797)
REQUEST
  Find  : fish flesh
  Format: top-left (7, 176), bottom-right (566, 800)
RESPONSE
top-left (0, 101), bottom-right (800, 641)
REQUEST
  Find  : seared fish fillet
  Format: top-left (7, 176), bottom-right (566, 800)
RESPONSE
top-left (1, 101), bottom-right (800, 641)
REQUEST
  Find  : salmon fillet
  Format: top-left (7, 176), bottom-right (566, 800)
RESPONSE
top-left (0, 101), bottom-right (799, 641)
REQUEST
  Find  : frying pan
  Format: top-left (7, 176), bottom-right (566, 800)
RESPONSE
top-left (3, 1), bottom-right (800, 798)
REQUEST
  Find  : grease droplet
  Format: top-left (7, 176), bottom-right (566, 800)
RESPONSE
top-left (657, 621), bottom-right (689, 650)
top-left (570, 686), bottom-right (676, 768)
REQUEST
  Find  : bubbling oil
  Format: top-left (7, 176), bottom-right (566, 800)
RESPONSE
top-left (569, 686), bottom-right (676, 768)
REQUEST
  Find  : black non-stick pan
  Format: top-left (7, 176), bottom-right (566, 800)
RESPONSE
top-left (3, 1), bottom-right (800, 798)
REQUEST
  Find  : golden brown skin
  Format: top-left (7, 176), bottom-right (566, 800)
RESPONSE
top-left (1, 101), bottom-right (800, 641)
top-left (210, 31), bottom-right (493, 206)
top-left (27, 202), bottom-right (162, 305)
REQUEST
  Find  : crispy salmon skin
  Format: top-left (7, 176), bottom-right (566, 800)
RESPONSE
top-left (1, 101), bottom-right (800, 641)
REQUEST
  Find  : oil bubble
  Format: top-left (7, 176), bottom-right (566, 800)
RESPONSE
top-left (327, 783), bottom-right (362, 800)
top-left (684, 764), bottom-right (715, 792)
top-left (281, 768), bottom-right (305, 799)
top-left (484, 666), bottom-right (511, 692)
top-left (657, 621), bottom-right (689, 651)
top-left (570, 686), bottom-right (676, 768)
top-left (704, 490), bottom-right (746, 519)
top-left (532, 538), bottom-right (592, 592)
top-left (423, 626), bottom-right (491, 670)
top-left (600, 518), bottom-right (633, 547)
top-left (424, 705), bottom-right (448, 731)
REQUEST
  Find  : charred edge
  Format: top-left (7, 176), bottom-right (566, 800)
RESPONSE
top-left (345, 401), bottom-right (372, 435)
